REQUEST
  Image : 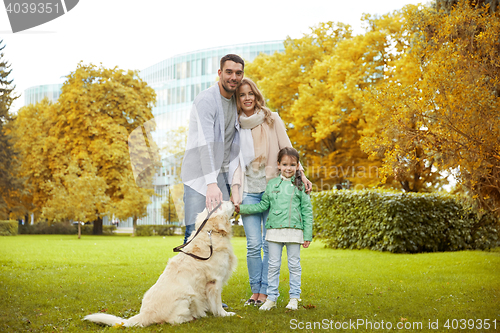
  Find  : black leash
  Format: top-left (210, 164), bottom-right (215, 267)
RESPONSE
top-left (173, 202), bottom-right (222, 261)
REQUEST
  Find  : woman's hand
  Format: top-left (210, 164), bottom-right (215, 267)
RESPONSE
top-left (301, 172), bottom-right (313, 194)
top-left (230, 185), bottom-right (241, 206)
top-left (303, 241), bottom-right (311, 248)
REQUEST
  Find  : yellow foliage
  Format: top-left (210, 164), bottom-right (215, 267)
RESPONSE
top-left (363, 2), bottom-right (500, 210)
top-left (12, 63), bottom-right (158, 224)
top-left (247, 17), bottom-right (409, 190)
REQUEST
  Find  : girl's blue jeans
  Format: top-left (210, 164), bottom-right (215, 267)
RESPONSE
top-left (267, 241), bottom-right (302, 302)
top-left (241, 191), bottom-right (269, 295)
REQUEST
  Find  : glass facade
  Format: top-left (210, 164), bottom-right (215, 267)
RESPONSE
top-left (23, 40), bottom-right (285, 227)
top-left (24, 84), bottom-right (63, 106)
top-left (134, 41), bottom-right (285, 227)
top-left (139, 40), bottom-right (285, 156)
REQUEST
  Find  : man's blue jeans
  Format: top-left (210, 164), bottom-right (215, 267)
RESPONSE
top-left (241, 191), bottom-right (269, 295)
top-left (183, 172), bottom-right (230, 244)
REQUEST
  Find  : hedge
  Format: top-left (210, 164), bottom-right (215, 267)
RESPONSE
top-left (232, 225), bottom-right (246, 237)
top-left (135, 225), bottom-right (178, 236)
top-left (311, 189), bottom-right (500, 253)
top-left (135, 225), bottom-right (246, 237)
top-left (0, 220), bottom-right (18, 236)
top-left (18, 222), bottom-right (116, 235)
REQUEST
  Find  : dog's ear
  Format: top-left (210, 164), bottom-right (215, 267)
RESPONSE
top-left (211, 215), bottom-right (230, 235)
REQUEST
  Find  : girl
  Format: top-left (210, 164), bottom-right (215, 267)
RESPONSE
top-left (236, 147), bottom-right (313, 311)
top-left (236, 78), bottom-right (312, 306)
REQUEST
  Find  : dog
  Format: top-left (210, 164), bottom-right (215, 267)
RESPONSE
top-left (83, 201), bottom-right (237, 327)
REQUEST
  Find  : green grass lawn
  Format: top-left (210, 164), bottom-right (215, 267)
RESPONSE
top-left (1, 235), bottom-right (499, 332)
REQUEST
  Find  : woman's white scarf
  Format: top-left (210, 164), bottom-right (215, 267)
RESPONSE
top-left (239, 110), bottom-right (269, 171)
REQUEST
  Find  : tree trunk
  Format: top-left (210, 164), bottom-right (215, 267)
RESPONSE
top-left (78, 222), bottom-right (81, 239)
top-left (93, 216), bottom-right (103, 235)
top-left (132, 216), bottom-right (137, 236)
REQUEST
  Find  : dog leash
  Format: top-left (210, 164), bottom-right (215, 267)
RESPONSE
top-left (173, 201), bottom-right (222, 261)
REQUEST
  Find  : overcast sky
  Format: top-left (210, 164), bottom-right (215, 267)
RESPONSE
top-left (1, 0), bottom-right (424, 112)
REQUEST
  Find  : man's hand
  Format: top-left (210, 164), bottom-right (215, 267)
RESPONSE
top-left (303, 241), bottom-right (311, 248)
top-left (301, 172), bottom-right (313, 194)
top-left (206, 183), bottom-right (223, 211)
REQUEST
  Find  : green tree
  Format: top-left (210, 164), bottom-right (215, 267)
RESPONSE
top-left (0, 40), bottom-right (25, 220)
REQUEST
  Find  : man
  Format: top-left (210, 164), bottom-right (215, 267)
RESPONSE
top-left (181, 54), bottom-right (244, 244)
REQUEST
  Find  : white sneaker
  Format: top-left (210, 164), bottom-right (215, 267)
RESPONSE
top-left (259, 299), bottom-right (276, 311)
top-left (286, 298), bottom-right (300, 310)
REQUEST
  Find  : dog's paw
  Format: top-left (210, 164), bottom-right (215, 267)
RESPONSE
top-left (220, 310), bottom-right (236, 317)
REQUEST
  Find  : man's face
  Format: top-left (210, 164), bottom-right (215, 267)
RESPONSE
top-left (218, 60), bottom-right (244, 97)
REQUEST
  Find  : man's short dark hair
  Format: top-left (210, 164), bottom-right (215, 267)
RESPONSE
top-left (220, 54), bottom-right (244, 71)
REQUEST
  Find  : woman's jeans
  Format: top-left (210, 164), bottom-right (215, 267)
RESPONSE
top-left (241, 192), bottom-right (269, 295)
top-left (267, 241), bottom-right (302, 302)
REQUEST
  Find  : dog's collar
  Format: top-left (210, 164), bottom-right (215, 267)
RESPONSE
top-left (172, 202), bottom-right (221, 261)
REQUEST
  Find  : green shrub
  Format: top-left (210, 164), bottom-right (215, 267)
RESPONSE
top-left (18, 222), bottom-right (116, 235)
top-left (135, 225), bottom-right (177, 236)
top-left (19, 222), bottom-right (76, 235)
top-left (312, 189), bottom-right (500, 253)
top-left (232, 225), bottom-right (246, 237)
top-left (155, 225), bottom-right (177, 236)
top-left (0, 220), bottom-right (18, 236)
top-left (80, 225), bottom-right (116, 235)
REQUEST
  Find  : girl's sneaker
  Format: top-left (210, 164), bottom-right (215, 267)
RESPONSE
top-left (285, 298), bottom-right (300, 310)
top-left (259, 299), bottom-right (276, 311)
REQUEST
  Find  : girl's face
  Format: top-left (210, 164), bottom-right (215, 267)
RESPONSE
top-left (278, 155), bottom-right (299, 178)
top-left (238, 84), bottom-right (256, 116)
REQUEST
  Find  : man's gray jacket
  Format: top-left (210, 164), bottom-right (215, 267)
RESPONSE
top-left (181, 84), bottom-right (242, 195)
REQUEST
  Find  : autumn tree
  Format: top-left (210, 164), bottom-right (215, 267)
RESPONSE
top-left (0, 40), bottom-right (26, 220)
top-left (362, 1), bottom-right (500, 212)
top-left (13, 63), bottom-right (159, 234)
top-left (160, 125), bottom-right (187, 224)
top-left (247, 17), bottom-right (424, 191)
top-left (161, 190), bottom-right (179, 224)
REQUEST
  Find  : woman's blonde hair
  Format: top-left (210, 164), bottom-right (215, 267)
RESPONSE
top-left (236, 78), bottom-right (274, 126)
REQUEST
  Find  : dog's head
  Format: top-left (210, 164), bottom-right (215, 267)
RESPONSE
top-left (195, 201), bottom-right (235, 236)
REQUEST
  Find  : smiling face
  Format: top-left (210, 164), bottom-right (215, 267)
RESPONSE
top-left (238, 83), bottom-right (256, 116)
top-left (218, 60), bottom-right (244, 99)
top-left (278, 155), bottom-right (299, 179)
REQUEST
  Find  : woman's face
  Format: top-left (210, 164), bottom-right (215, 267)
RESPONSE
top-left (278, 155), bottom-right (299, 178)
top-left (238, 84), bottom-right (256, 115)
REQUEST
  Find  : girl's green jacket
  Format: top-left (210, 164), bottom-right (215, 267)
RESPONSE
top-left (239, 176), bottom-right (313, 241)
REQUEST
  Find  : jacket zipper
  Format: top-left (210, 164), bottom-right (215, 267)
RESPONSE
top-left (288, 186), bottom-right (295, 227)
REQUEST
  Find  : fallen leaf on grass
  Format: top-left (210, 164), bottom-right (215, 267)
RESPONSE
top-left (112, 322), bottom-right (125, 329)
top-left (303, 304), bottom-right (316, 310)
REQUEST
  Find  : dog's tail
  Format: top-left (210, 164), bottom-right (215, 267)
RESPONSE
top-left (83, 313), bottom-right (142, 327)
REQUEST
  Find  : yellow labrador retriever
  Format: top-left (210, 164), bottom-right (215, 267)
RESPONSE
top-left (84, 201), bottom-right (237, 327)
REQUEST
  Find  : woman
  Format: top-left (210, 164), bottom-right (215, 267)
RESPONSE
top-left (235, 78), bottom-right (311, 306)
